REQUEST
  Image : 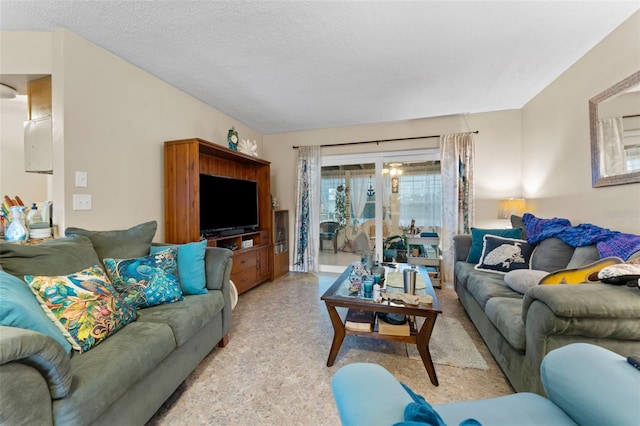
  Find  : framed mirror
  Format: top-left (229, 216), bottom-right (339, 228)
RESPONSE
top-left (589, 71), bottom-right (640, 187)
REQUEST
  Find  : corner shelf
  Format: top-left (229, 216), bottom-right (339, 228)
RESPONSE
top-left (273, 210), bottom-right (289, 279)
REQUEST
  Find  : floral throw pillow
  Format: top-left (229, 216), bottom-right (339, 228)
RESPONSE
top-left (103, 248), bottom-right (184, 309)
top-left (24, 265), bottom-right (138, 353)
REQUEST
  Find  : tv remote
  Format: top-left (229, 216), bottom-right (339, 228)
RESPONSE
top-left (627, 355), bottom-right (640, 371)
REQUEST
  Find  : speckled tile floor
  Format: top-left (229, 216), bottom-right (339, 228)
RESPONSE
top-left (147, 272), bottom-right (513, 425)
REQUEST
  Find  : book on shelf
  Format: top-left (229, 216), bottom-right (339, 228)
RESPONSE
top-left (345, 308), bottom-right (375, 332)
top-left (377, 317), bottom-right (411, 336)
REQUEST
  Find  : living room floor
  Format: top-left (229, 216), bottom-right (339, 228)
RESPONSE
top-left (148, 272), bottom-right (513, 425)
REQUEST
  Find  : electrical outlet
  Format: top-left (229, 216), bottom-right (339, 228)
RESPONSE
top-left (73, 194), bottom-right (92, 210)
top-left (75, 171), bottom-right (88, 188)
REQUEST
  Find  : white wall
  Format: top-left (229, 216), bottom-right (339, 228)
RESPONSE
top-left (2, 30), bottom-right (263, 240)
top-left (521, 11), bottom-right (640, 234)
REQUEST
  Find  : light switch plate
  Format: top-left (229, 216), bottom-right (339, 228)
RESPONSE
top-left (73, 194), bottom-right (92, 210)
top-left (75, 171), bottom-right (88, 187)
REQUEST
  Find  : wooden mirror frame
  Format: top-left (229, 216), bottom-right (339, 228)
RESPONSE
top-left (589, 71), bottom-right (640, 187)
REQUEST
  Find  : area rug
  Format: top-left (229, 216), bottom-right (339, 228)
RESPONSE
top-left (406, 316), bottom-right (489, 370)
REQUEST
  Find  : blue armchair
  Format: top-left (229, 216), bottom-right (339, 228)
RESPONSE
top-left (332, 343), bottom-right (640, 426)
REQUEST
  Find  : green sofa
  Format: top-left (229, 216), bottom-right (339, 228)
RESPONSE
top-left (453, 233), bottom-right (640, 395)
top-left (0, 226), bottom-right (233, 425)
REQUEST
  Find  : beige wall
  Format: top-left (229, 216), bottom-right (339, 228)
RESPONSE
top-left (1, 30), bottom-right (262, 239)
top-left (263, 109), bottom-right (523, 240)
top-left (521, 11), bottom-right (640, 234)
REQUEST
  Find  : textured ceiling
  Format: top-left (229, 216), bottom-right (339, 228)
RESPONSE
top-left (1, 1), bottom-right (638, 134)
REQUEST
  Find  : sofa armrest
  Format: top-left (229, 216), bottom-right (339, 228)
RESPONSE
top-left (0, 363), bottom-right (54, 424)
top-left (523, 284), bottom-right (640, 323)
top-left (541, 343), bottom-right (640, 426)
top-left (453, 234), bottom-right (472, 262)
top-left (204, 247), bottom-right (233, 291)
top-left (0, 326), bottom-right (72, 399)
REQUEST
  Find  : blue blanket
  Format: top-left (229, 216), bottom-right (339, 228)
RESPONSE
top-left (523, 213), bottom-right (640, 261)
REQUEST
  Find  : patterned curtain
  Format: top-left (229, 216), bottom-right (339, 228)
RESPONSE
top-left (440, 132), bottom-right (475, 286)
top-left (293, 146), bottom-right (321, 272)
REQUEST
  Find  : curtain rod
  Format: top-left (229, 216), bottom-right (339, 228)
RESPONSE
top-left (623, 114), bottom-right (640, 119)
top-left (292, 130), bottom-right (479, 149)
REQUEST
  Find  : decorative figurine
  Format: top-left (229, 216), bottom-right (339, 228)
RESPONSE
top-left (227, 127), bottom-right (239, 151)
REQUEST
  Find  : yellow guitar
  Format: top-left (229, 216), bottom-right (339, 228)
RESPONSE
top-left (539, 257), bottom-right (624, 285)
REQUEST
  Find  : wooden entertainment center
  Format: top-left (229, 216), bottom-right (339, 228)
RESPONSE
top-left (164, 138), bottom-right (274, 294)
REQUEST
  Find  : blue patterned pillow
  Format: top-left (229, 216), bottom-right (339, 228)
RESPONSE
top-left (103, 248), bottom-right (184, 308)
top-left (24, 265), bottom-right (137, 353)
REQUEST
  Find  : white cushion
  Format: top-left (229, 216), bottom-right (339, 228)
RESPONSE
top-left (504, 269), bottom-right (548, 294)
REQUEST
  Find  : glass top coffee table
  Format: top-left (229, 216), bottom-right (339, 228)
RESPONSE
top-left (321, 263), bottom-right (442, 386)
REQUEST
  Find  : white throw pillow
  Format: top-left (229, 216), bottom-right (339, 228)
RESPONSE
top-left (504, 269), bottom-right (549, 294)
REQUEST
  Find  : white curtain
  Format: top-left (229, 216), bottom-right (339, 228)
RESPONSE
top-left (598, 117), bottom-right (626, 176)
top-left (440, 132), bottom-right (475, 286)
top-left (349, 174), bottom-right (369, 230)
top-left (293, 146), bottom-right (321, 272)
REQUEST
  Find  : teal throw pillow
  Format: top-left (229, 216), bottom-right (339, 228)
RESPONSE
top-left (24, 265), bottom-right (137, 353)
top-left (0, 270), bottom-right (73, 354)
top-left (104, 248), bottom-right (184, 308)
top-left (466, 228), bottom-right (523, 264)
top-left (150, 240), bottom-right (207, 295)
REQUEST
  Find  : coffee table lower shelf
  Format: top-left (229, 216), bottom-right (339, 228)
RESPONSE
top-left (324, 304), bottom-right (440, 386)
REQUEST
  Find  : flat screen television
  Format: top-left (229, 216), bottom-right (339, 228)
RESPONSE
top-left (199, 174), bottom-right (259, 235)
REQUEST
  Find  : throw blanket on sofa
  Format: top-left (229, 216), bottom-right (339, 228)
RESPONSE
top-left (523, 213), bottom-right (640, 261)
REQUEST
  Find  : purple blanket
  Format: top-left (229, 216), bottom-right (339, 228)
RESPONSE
top-left (523, 213), bottom-right (640, 261)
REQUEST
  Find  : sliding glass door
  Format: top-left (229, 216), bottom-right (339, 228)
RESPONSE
top-left (320, 162), bottom-right (377, 270)
top-left (319, 150), bottom-right (440, 272)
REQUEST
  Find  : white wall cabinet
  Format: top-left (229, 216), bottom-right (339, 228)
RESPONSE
top-left (24, 116), bottom-right (52, 174)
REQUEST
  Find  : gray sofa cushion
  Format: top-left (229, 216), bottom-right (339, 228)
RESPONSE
top-left (136, 292), bottom-right (224, 346)
top-left (454, 261), bottom-right (476, 290)
top-left (485, 298), bottom-right (526, 351)
top-left (65, 221), bottom-right (157, 262)
top-left (55, 321), bottom-right (175, 425)
top-left (0, 236), bottom-right (99, 277)
top-left (466, 272), bottom-right (522, 309)
top-left (566, 245), bottom-right (600, 268)
top-left (531, 238), bottom-right (574, 272)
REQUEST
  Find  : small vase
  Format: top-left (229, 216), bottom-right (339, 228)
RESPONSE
top-left (5, 206), bottom-right (28, 242)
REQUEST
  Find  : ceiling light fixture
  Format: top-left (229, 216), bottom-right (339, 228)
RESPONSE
top-left (0, 83), bottom-right (18, 99)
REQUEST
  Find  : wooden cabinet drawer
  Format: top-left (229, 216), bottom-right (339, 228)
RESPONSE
top-left (231, 268), bottom-right (257, 294)
top-left (232, 250), bottom-right (257, 273)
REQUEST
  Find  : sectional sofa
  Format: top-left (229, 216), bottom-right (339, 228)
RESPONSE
top-left (0, 222), bottom-right (233, 425)
top-left (452, 217), bottom-right (640, 395)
